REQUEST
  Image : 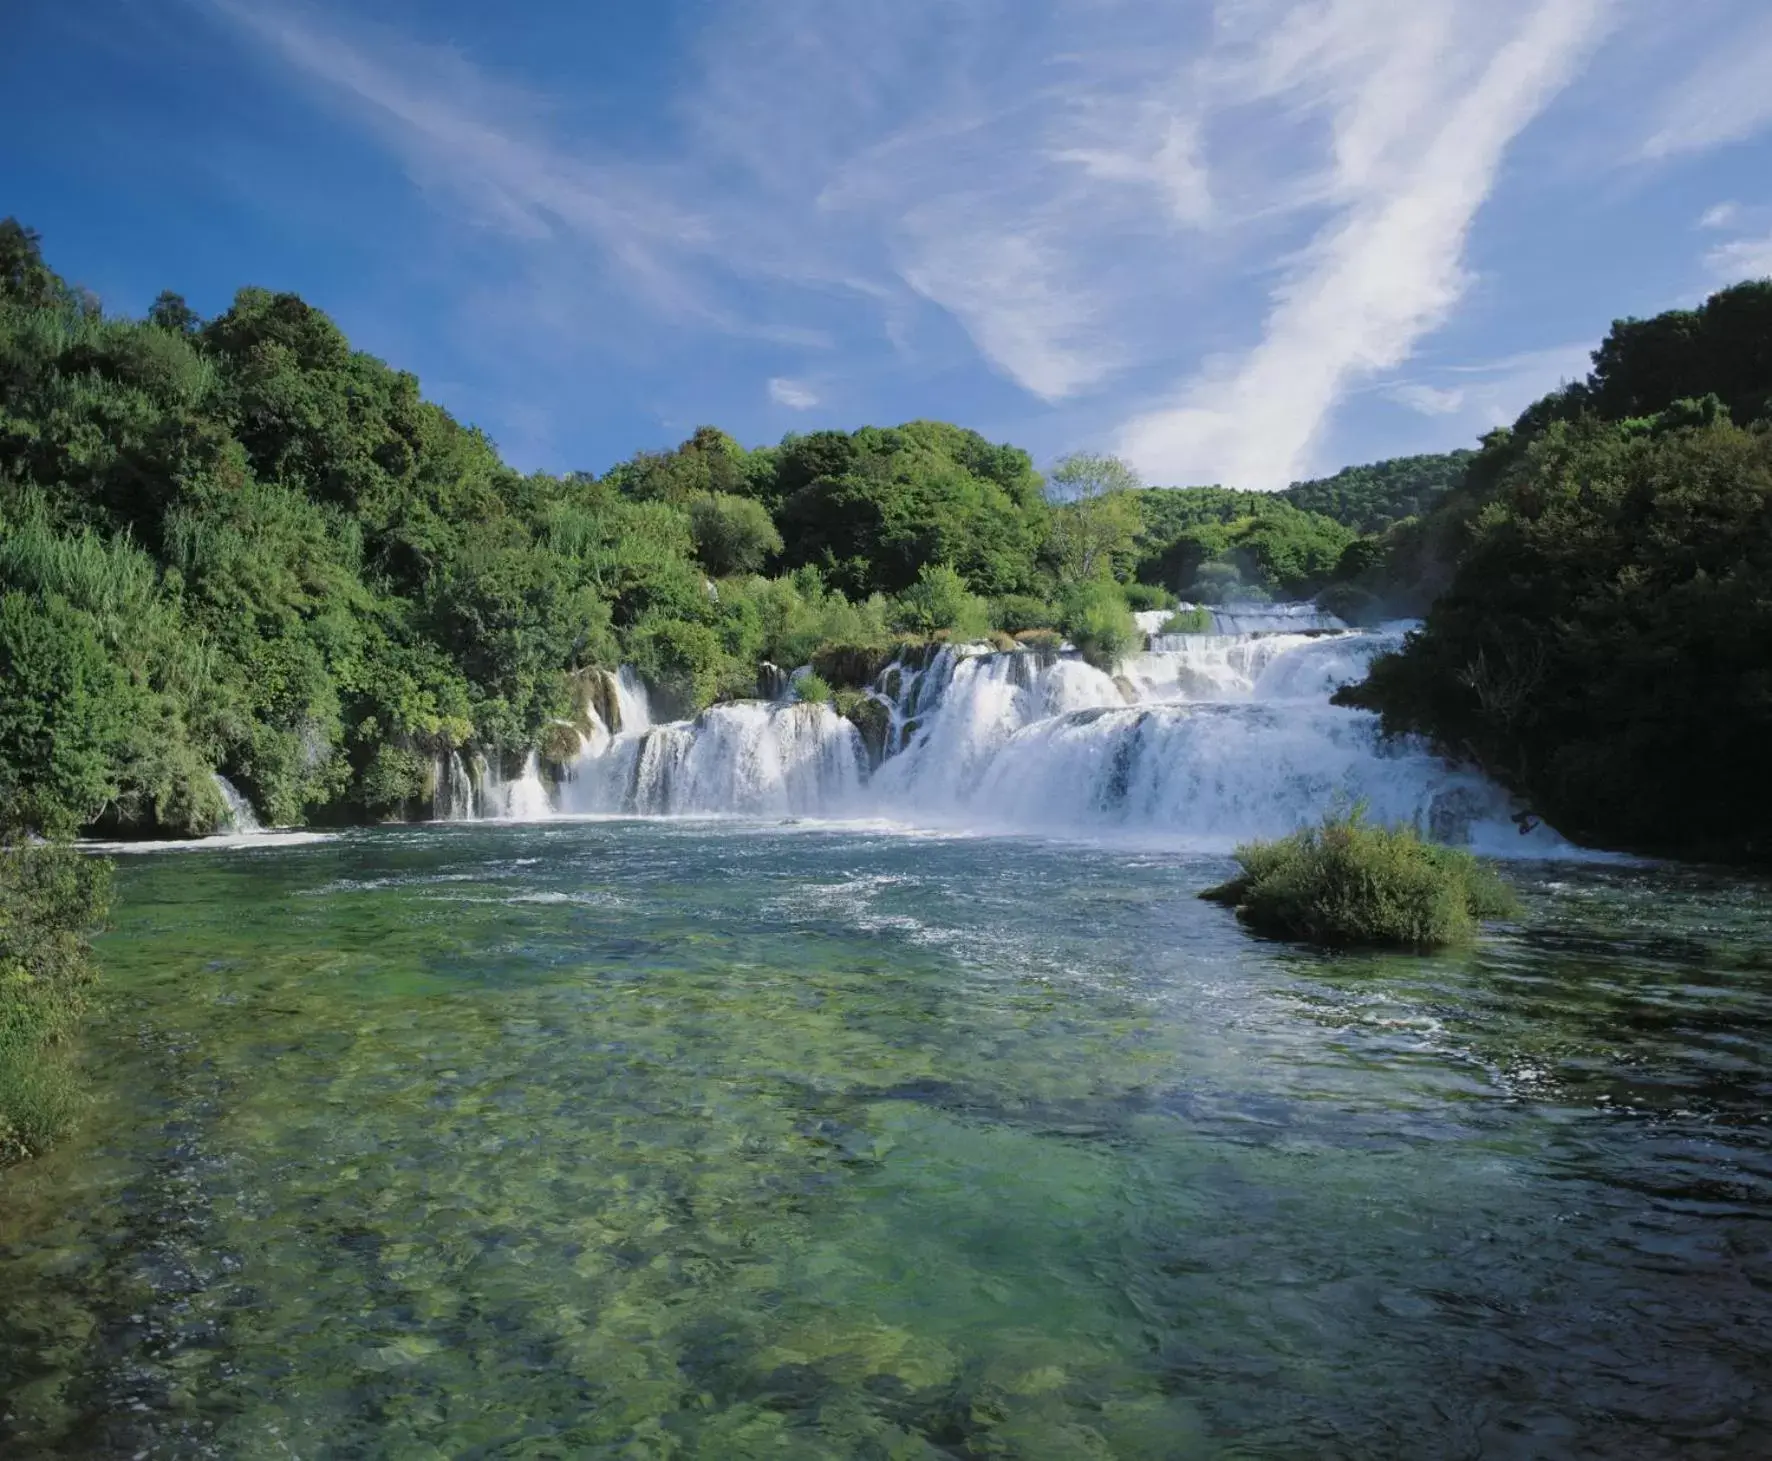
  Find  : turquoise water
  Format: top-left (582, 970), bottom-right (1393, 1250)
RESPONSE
top-left (2, 822), bottom-right (1770, 1457)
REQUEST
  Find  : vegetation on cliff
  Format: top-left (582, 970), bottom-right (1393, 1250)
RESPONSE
top-left (1335, 282), bottom-right (1772, 860)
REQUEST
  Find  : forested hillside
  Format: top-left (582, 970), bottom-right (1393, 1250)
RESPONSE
top-left (1338, 281), bottom-right (1772, 860)
top-left (7, 214), bottom-right (1767, 862)
top-left (1280, 452), bottom-right (1474, 533)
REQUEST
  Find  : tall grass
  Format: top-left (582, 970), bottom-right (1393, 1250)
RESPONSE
top-left (0, 842), bottom-right (111, 1164)
top-left (1201, 806), bottom-right (1519, 950)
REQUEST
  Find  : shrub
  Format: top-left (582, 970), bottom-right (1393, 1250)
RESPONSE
top-left (890, 563), bottom-right (991, 640)
top-left (1158, 605), bottom-right (1212, 634)
top-left (989, 593), bottom-right (1060, 633)
top-left (687, 492), bottom-right (783, 577)
top-left (0, 840), bottom-right (111, 1164)
top-left (360, 743), bottom-right (430, 816)
top-left (1122, 582), bottom-right (1176, 611)
top-left (1059, 580), bottom-right (1139, 670)
top-left (793, 671), bottom-right (833, 705)
top-left (1200, 806), bottom-right (1519, 950)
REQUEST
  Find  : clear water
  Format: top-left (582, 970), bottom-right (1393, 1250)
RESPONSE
top-left (3, 822), bottom-right (1770, 1457)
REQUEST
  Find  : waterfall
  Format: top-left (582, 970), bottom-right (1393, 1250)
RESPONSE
top-left (494, 751), bottom-right (555, 821)
top-left (858, 620), bottom-right (1554, 852)
top-left (431, 610), bottom-right (1559, 852)
top-left (212, 775), bottom-right (262, 835)
top-left (434, 751), bottom-right (477, 822)
top-left (558, 703), bottom-right (865, 817)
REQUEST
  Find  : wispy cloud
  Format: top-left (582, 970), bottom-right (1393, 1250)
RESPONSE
top-left (1116, 0), bottom-right (1605, 488)
top-left (768, 377), bottom-right (820, 410)
top-left (1699, 202), bottom-right (1741, 230)
top-left (1388, 383), bottom-right (1466, 418)
top-left (192, 0), bottom-right (1752, 487)
top-left (1707, 231), bottom-right (1772, 282)
top-left (1641, 9), bottom-right (1772, 159)
top-left (1380, 341), bottom-right (1593, 436)
top-left (201, 0), bottom-right (718, 327)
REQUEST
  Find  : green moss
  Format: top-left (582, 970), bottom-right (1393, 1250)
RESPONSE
top-left (832, 690), bottom-right (892, 768)
top-left (1201, 806), bottom-right (1519, 950)
top-left (810, 643), bottom-right (894, 690)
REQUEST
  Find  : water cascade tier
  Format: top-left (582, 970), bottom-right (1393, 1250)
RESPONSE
top-left (450, 615), bottom-right (1557, 851)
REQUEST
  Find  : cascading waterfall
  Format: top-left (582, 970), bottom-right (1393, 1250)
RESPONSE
top-left (212, 774), bottom-right (262, 835)
top-left (434, 751), bottom-right (478, 822)
top-left (558, 702), bottom-right (865, 817)
top-left (448, 608), bottom-right (1559, 852)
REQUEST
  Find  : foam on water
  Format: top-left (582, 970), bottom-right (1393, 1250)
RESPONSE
top-left (457, 606), bottom-right (1562, 853)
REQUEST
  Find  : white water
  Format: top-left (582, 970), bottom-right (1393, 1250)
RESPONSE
top-left (441, 610), bottom-right (1561, 854)
top-left (557, 702), bottom-right (865, 817)
top-left (212, 775), bottom-right (262, 835)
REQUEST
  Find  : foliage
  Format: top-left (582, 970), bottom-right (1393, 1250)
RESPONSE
top-left (890, 563), bottom-right (991, 640)
top-left (793, 671), bottom-right (834, 705)
top-left (360, 744), bottom-right (430, 818)
top-left (1338, 409), bottom-right (1772, 859)
top-left (988, 593), bottom-right (1060, 633)
top-left (1130, 489), bottom-right (1356, 602)
top-left (1060, 580), bottom-right (1139, 671)
top-left (687, 492), bottom-right (783, 577)
top-left (0, 840), bottom-right (111, 1163)
top-left (1328, 279), bottom-right (1772, 858)
top-left (1200, 807), bottom-right (1519, 949)
top-left (1158, 606), bottom-right (1212, 634)
top-left (1047, 451), bottom-right (1143, 501)
top-left (1279, 452), bottom-right (1475, 533)
top-left (772, 422), bottom-right (1047, 598)
top-left (1121, 582), bottom-right (1176, 611)
top-left (1342, 281), bottom-right (1772, 617)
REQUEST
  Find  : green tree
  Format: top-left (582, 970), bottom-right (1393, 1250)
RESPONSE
top-left (0, 594), bottom-right (131, 837)
top-left (688, 492), bottom-right (783, 577)
top-left (890, 563), bottom-right (991, 639)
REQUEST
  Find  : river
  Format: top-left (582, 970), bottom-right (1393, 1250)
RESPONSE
top-left (2, 821), bottom-right (1769, 1456)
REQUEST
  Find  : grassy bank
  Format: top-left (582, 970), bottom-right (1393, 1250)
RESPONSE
top-left (0, 841), bottom-right (110, 1165)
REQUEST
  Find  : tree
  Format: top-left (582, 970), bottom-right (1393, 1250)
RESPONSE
top-left (1339, 410), bottom-right (1772, 860)
top-left (688, 492), bottom-right (783, 577)
top-left (148, 290), bottom-right (201, 335)
top-left (890, 563), bottom-right (990, 639)
top-left (1045, 453), bottom-right (1143, 586)
top-left (1047, 452), bottom-right (1142, 502)
top-left (0, 219), bottom-right (65, 311)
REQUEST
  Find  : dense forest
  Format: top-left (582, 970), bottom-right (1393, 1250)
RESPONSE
top-left (2, 213), bottom-right (1767, 864)
top-left (0, 219), bottom-right (1393, 842)
top-left (1338, 282), bottom-right (1772, 861)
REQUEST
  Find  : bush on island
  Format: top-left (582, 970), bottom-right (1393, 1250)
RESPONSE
top-left (1200, 806), bottom-right (1519, 950)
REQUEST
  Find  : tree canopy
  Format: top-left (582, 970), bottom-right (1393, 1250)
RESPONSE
top-left (1337, 279), bottom-right (1772, 860)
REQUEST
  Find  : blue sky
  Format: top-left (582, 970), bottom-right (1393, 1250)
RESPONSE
top-left (7, 0), bottom-right (1772, 487)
